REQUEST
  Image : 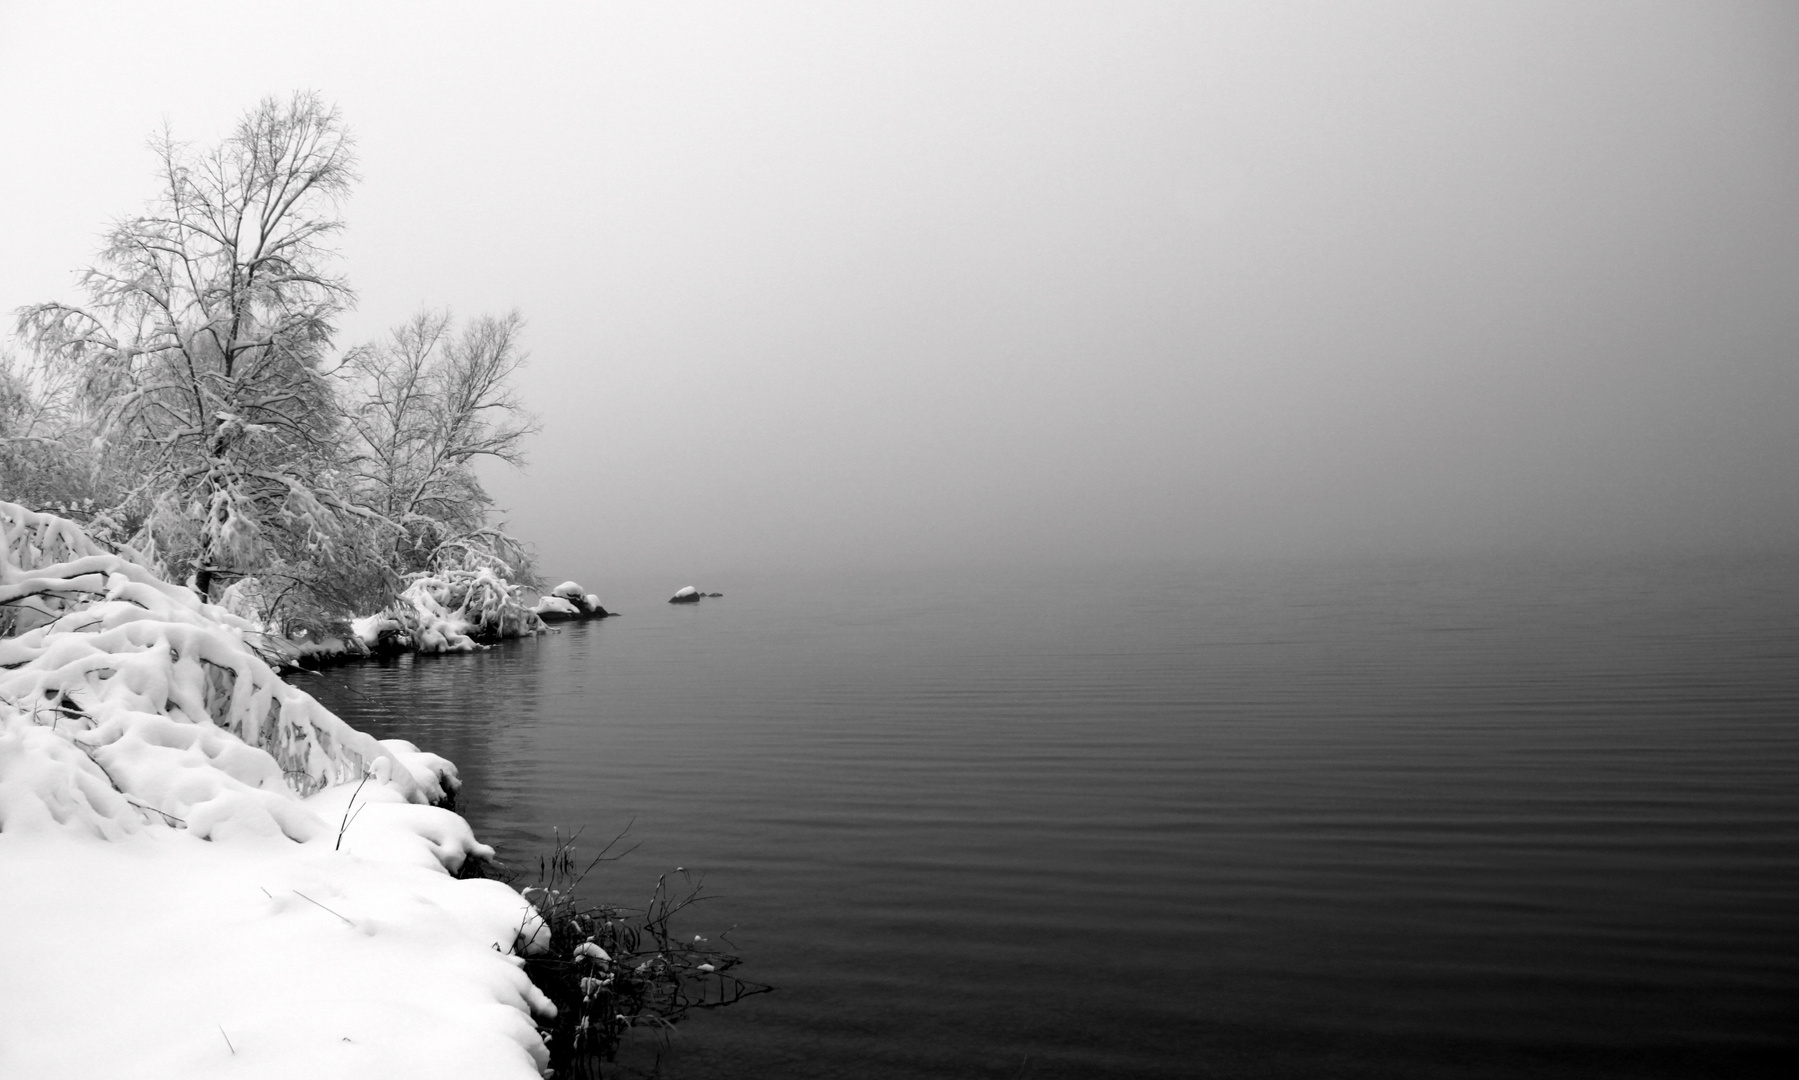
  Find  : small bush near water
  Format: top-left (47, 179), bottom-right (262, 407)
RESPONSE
top-left (479, 829), bottom-right (772, 1078)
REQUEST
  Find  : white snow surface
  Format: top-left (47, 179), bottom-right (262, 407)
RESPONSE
top-left (350, 612), bottom-right (399, 649)
top-left (0, 502), bottom-right (552, 1078)
top-left (532, 595), bottom-right (580, 618)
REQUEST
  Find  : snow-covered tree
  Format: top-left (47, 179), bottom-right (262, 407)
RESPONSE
top-left (16, 92), bottom-right (357, 599)
top-left (344, 308), bottom-right (538, 577)
top-left (0, 347), bottom-right (100, 512)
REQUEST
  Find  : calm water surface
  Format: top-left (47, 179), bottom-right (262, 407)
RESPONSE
top-left (303, 557), bottom-right (1799, 1078)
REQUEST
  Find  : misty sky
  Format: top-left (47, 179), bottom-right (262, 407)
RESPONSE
top-left (3, 1), bottom-right (1796, 583)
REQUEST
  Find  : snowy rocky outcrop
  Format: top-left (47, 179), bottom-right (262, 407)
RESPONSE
top-left (668, 585), bottom-right (723, 604)
top-left (0, 501), bottom-right (553, 1078)
top-left (532, 580), bottom-right (611, 622)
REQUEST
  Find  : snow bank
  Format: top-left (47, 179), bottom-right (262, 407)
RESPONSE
top-left (0, 527), bottom-right (418, 829)
top-left (379, 737), bottom-right (463, 807)
top-left (0, 828), bottom-right (552, 1080)
top-left (0, 501), bottom-right (551, 1078)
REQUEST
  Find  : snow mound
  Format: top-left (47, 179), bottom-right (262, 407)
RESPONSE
top-left (379, 738), bottom-right (463, 805)
top-left (0, 714), bottom-right (139, 838)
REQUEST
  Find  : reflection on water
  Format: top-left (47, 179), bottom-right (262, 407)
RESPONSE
top-left (302, 556), bottom-right (1799, 1078)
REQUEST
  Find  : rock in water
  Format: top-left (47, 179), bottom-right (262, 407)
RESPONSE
top-left (532, 596), bottom-right (582, 622)
top-left (669, 586), bottom-right (701, 604)
top-left (538, 581), bottom-right (612, 619)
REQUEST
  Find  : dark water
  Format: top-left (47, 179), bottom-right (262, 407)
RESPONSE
top-left (302, 557), bottom-right (1799, 1078)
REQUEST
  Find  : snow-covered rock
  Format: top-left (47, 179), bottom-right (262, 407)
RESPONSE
top-left (533, 579), bottom-right (611, 620)
top-left (669, 585), bottom-right (700, 604)
top-left (533, 595), bottom-right (582, 620)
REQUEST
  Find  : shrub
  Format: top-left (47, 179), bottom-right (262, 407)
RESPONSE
top-left (493, 829), bottom-right (772, 1078)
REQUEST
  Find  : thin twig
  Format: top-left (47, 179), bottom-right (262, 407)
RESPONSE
top-left (292, 889), bottom-right (355, 928)
top-left (334, 770), bottom-right (372, 851)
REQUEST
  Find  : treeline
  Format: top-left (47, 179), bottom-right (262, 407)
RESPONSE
top-left (1, 93), bottom-right (539, 638)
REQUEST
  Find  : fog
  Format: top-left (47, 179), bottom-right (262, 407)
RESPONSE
top-left (3, 1), bottom-right (1796, 583)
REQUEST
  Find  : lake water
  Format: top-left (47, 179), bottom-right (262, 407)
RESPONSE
top-left (301, 556), bottom-right (1799, 1078)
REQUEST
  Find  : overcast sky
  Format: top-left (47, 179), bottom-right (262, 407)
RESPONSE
top-left (3, 1), bottom-right (1796, 583)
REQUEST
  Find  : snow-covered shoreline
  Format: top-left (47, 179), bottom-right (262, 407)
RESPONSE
top-left (0, 502), bottom-right (555, 1078)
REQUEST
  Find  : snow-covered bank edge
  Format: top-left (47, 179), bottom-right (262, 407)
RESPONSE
top-left (232, 574), bottom-right (614, 669)
top-left (0, 502), bottom-right (556, 1079)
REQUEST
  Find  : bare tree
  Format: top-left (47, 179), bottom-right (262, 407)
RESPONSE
top-left (16, 92), bottom-right (357, 598)
top-left (345, 308), bottom-right (539, 576)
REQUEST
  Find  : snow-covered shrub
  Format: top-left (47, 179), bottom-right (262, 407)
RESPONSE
top-left (502, 834), bottom-right (771, 1077)
top-left (217, 573), bottom-right (365, 664)
top-left (359, 566), bottom-right (547, 654)
top-left (0, 347), bottom-right (107, 512)
top-left (0, 500), bottom-right (423, 839)
top-left (0, 502), bottom-right (137, 636)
